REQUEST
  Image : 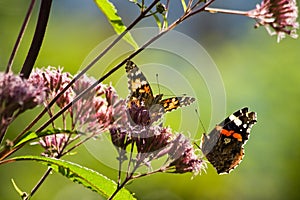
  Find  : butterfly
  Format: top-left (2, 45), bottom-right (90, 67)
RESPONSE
top-left (125, 60), bottom-right (195, 126)
top-left (200, 107), bottom-right (257, 174)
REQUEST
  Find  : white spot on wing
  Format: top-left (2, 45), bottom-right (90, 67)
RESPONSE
top-left (234, 118), bottom-right (242, 126)
top-left (229, 114), bottom-right (236, 121)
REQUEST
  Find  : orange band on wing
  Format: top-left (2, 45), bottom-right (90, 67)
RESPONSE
top-left (220, 129), bottom-right (235, 136)
top-left (220, 129), bottom-right (243, 142)
top-left (232, 133), bottom-right (243, 142)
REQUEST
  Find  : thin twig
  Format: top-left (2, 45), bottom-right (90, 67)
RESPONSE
top-left (109, 161), bottom-right (140, 200)
top-left (20, 0), bottom-right (53, 79)
top-left (108, 175), bottom-right (131, 200)
top-left (204, 7), bottom-right (248, 16)
top-left (189, 0), bottom-right (203, 11)
top-left (60, 133), bottom-right (97, 157)
top-left (187, 0), bottom-right (217, 18)
top-left (186, 0), bottom-right (193, 12)
top-left (24, 167), bottom-right (52, 200)
top-left (110, 158), bottom-right (144, 199)
top-left (131, 167), bottom-right (165, 179)
top-left (117, 148), bottom-right (123, 187)
top-left (161, 0), bottom-right (170, 30)
top-left (6, 0), bottom-right (36, 73)
top-left (126, 141), bottom-right (135, 178)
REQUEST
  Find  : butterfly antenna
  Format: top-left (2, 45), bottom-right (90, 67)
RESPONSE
top-left (195, 108), bottom-right (207, 134)
top-left (156, 73), bottom-right (161, 94)
top-left (194, 142), bottom-right (201, 149)
top-left (194, 108), bottom-right (207, 149)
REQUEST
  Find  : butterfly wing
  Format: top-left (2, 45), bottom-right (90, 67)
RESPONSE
top-left (125, 60), bottom-right (156, 108)
top-left (201, 107), bottom-right (257, 174)
top-left (159, 96), bottom-right (196, 112)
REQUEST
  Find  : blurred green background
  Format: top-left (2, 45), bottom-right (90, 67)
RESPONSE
top-left (1, 0), bottom-right (300, 199)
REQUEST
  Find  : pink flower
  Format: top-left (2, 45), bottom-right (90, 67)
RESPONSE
top-left (29, 66), bottom-right (74, 108)
top-left (110, 116), bottom-right (207, 175)
top-left (134, 126), bottom-right (173, 155)
top-left (30, 67), bottom-right (119, 135)
top-left (71, 75), bottom-right (118, 135)
top-left (0, 72), bottom-right (46, 112)
top-left (248, 0), bottom-right (299, 42)
top-left (0, 72), bottom-right (46, 141)
top-left (39, 133), bottom-right (68, 157)
top-left (28, 67), bottom-right (124, 156)
top-left (167, 134), bottom-right (207, 175)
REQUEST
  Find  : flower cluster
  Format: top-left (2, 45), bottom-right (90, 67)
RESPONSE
top-left (39, 133), bottom-right (69, 157)
top-left (29, 67), bottom-right (123, 157)
top-left (167, 134), bottom-right (206, 174)
top-left (0, 72), bottom-right (46, 115)
top-left (71, 74), bottom-right (115, 134)
top-left (30, 67), bottom-right (118, 135)
top-left (248, 0), bottom-right (299, 42)
top-left (2, 66), bottom-right (203, 175)
top-left (29, 66), bottom-right (74, 108)
top-left (135, 127), bottom-right (206, 175)
top-left (109, 96), bottom-right (205, 176)
top-left (0, 72), bottom-right (46, 141)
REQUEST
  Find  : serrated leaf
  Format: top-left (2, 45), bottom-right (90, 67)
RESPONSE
top-left (11, 156), bottom-right (136, 200)
top-left (94, 0), bottom-right (138, 49)
top-left (13, 129), bottom-right (77, 148)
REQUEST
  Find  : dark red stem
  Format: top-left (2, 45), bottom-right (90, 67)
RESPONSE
top-left (20, 0), bottom-right (52, 79)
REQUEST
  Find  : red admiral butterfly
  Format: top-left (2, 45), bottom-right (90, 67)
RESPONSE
top-left (125, 60), bottom-right (195, 126)
top-left (200, 107), bottom-right (257, 174)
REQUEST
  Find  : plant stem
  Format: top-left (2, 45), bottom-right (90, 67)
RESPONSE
top-left (204, 7), bottom-right (248, 16)
top-left (20, 0), bottom-right (53, 79)
top-left (6, 0), bottom-right (36, 73)
top-left (108, 176), bottom-right (131, 200)
top-left (60, 133), bottom-right (96, 157)
top-left (182, 0), bottom-right (216, 19)
top-left (117, 148), bottom-right (123, 187)
top-left (24, 167), bottom-right (52, 200)
top-left (109, 162), bottom-right (141, 200)
top-left (131, 167), bottom-right (165, 179)
top-left (126, 141), bottom-right (135, 177)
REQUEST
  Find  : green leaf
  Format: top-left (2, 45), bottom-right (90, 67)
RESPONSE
top-left (13, 129), bottom-right (77, 148)
top-left (11, 156), bottom-right (136, 200)
top-left (94, 0), bottom-right (138, 49)
top-left (162, 14), bottom-right (168, 29)
top-left (152, 13), bottom-right (162, 30)
top-left (181, 0), bottom-right (187, 12)
top-left (11, 179), bottom-right (27, 199)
